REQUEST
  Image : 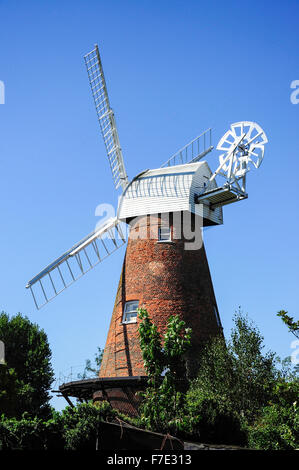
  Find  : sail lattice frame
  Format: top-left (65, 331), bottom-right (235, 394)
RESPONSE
top-left (26, 218), bottom-right (126, 309)
top-left (84, 45), bottom-right (128, 191)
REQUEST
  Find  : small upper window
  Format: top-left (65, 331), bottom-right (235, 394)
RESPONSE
top-left (158, 226), bottom-right (171, 242)
top-left (122, 300), bottom-right (139, 324)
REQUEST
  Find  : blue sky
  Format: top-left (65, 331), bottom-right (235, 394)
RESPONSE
top-left (0, 0), bottom-right (298, 410)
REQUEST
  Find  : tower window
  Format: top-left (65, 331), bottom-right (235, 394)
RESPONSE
top-left (122, 300), bottom-right (139, 324)
top-left (158, 226), bottom-right (171, 242)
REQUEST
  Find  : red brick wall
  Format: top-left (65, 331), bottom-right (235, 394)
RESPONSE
top-left (93, 387), bottom-right (144, 417)
top-left (99, 212), bottom-right (222, 379)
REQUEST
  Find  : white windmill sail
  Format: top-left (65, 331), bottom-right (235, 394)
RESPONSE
top-left (161, 128), bottom-right (213, 168)
top-left (26, 218), bottom-right (126, 309)
top-left (84, 45), bottom-right (128, 191)
top-left (194, 121), bottom-right (268, 208)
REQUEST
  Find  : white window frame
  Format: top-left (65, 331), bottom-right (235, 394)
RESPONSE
top-left (122, 300), bottom-right (139, 324)
top-left (158, 226), bottom-right (172, 243)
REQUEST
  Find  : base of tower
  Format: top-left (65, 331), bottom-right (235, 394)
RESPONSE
top-left (93, 376), bottom-right (149, 417)
top-left (57, 376), bottom-right (149, 417)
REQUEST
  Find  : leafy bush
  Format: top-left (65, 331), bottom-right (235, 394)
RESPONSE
top-left (246, 380), bottom-right (299, 450)
top-left (138, 310), bottom-right (191, 434)
top-left (0, 401), bottom-right (118, 450)
top-left (0, 410), bottom-right (63, 450)
top-left (247, 402), bottom-right (298, 450)
top-left (186, 378), bottom-right (247, 446)
top-left (61, 401), bottom-right (117, 450)
top-left (185, 395), bottom-right (247, 446)
top-left (60, 401), bottom-right (148, 450)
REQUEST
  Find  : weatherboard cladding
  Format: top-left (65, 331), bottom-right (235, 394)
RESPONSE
top-left (189, 162), bottom-right (223, 225)
top-left (118, 162), bottom-right (223, 225)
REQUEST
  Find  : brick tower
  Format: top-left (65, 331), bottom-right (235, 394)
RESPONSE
top-left (99, 212), bottom-right (222, 380)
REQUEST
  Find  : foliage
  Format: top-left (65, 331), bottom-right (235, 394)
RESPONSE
top-left (0, 312), bottom-right (54, 419)
top-left (187, 310), bottom-right (277, 430)
top-left (229, 311), bottom-right (277, 420)
top-left (61, 401), bottom-right (117, 450)
top-left (138, 309), bottom-right (191, 434)
top-left (0, 401), bottom-right (117, 450)
top-left (272, 380), bottom-right (299, 407)
top-left (268, 380), bottom-right (299, 449)
top-left (247, 400), bottom-right (299, 450)
top-left (277, 310), bottom-right (299, 339)
top-left (275, 355), bottom-right (299, 381)
top-left (186, 396), bottom-right (247, 446)
top-left (77, 347), bottom-right (104, 380)
top-left (138, 309), bottom-right (164, 384)
top-left (0, 364), bottom-right (18, 417)
top-left (1, 307), bottom-right (297, 450)
top-left (248, 380), bottom-right (299, 450)
top-left (185, 336), bottom-right (247, 445)
top-left (0, 410), bottom-right (63, 450)
top-left (184, 310), bottom-right (284, 446)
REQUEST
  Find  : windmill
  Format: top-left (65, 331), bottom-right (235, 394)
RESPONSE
top-left (26, 45), bottom-right (268, 384)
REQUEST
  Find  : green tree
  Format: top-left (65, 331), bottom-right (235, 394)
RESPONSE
top-left (138, 309), bottom-right (191, 433)
top-left (275, 355), bottom-right (299, 381)
top-left (230, 311), bottom-right (277, 418)
top-left (0, 365), bottom-right (18, 417)
top-left (275, 310), bottom-right (299, 379)
top-left (277, 310), bottom-right (299, 339)
top-left (187, 310), bottom-right (277, 434)
top-left (0, 312), bottom-right (54, 418)
top-left (77, 347), bottom-right (103, 380)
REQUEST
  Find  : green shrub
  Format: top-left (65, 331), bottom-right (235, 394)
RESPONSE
top-left (61, 401), bottom-right (117, 450)
top-left (137, 310), bottom-right (191, 435)
top-left (247, 402), bottom-right (299, 450)
top-left (0, 402), bottom-right (117, 450)
top-left (185, 388), bottom-right (247, 446)
top-left (0, 410), bottom-right (63, 450)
